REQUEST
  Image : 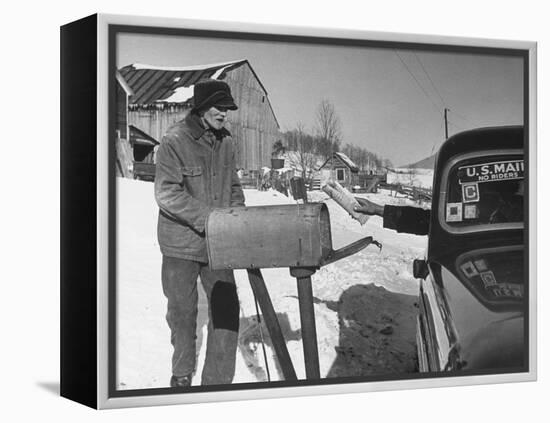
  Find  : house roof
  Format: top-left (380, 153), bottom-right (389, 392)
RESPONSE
top-left (335, 152), bottom-right (359, 171)
top-left (318, 152), bottom-right (359, 172)
top-left (129, 125), bottom-right (159, 146)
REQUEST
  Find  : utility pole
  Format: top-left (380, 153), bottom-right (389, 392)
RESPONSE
top-left (444, 108), bottom-right (449, 139)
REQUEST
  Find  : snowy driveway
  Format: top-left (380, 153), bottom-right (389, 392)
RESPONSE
top-left (116, 179), bottom-right (427, 389)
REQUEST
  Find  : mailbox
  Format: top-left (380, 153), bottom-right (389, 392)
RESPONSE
top-left (206, 203), bottom-right (376, 270)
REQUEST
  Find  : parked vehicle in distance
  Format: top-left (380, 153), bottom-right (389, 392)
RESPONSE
top-left (414, 126), bottom-right (527, 373)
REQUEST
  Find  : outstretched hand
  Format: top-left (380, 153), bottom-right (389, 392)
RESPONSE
top-left (354, 197), bottom-right (384, 217)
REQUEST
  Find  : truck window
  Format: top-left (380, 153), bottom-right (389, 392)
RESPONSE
top-left (443, 155), bottom-right (524, 231)
top-left (456, 246), bottom-right (524, 309)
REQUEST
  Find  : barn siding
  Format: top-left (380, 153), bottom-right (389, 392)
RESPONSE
top-left (223, 63), bottom-right (279, 171)
top-left (128, 107), bottom-right (188, 143)
top-left (123, 61), bottom-right (280, 173)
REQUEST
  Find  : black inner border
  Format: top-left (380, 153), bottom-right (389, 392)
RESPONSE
top-left (107, 22), bottom-right (531, 399)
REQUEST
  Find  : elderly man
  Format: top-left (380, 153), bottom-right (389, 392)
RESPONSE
top-left (154, 79), bottom-right (245, 388)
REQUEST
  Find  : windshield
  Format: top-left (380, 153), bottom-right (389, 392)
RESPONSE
top-left (444, 155), bottom-right (524, 230)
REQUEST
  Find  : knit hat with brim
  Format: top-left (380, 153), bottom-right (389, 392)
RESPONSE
top-left (192, 79), bottom-right (238, 112)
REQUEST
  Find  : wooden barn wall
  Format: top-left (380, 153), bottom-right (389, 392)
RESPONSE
top-left (116, 84), bottom-right (128, 140)
top-left (224, 63), bottom-right (280, 171)
top-left (128, 108), bottom-right (189, 144)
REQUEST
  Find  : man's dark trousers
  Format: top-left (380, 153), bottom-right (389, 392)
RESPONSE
top-left (161, 256), bottom-right (240, 385)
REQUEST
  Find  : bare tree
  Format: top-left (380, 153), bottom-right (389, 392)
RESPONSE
top-left (407, 164), bottom-right (419, 187)
top-left (284, 122), bottom-right (319, 178)
top-left (382, 158), bottom-right (393, 170)
top-left (272, 139), bottom-right (286, 157)
top-left (341, 143), bottom-right (390, 173)
top-left (315, 99), bottom-right (342, 161)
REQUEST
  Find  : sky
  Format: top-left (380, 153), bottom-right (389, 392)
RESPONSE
top-left (117, 32), bottom-right (524, 166)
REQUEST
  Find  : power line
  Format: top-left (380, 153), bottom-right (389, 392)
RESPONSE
top-left (431, 118), bottom-right (445, 154)
top-left (394, 50), bottom-right (442, 116)
top-left (428, 120), bottom-right (467, 157)
top-left (449, 109), bottom-right (473, 127)
top-left (448, 120), bottom-right (467, 132)
top-left (413, 52), bottom-right (446, 108)
top-left (412, 52), bottom-right (476, 130)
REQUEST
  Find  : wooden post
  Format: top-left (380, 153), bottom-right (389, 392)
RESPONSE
top-left (290, 267), bottom-right (321, 379)
top-left (246, 269), bottom-right (298, 381)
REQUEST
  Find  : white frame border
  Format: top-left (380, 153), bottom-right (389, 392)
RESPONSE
top-left (96, 13), bottom-right (537, 409)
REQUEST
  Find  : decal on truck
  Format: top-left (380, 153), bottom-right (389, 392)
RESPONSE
top-left (462, 183), bottom-right (480, 203)
top-left (446, 202), bottom-right (463, 222)
top-left (458, 159), bottom-right (524, 184)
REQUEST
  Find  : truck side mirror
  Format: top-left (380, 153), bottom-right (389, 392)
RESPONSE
top-left (413, 259), bottom-right (429, 279)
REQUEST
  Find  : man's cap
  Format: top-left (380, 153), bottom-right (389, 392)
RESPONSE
top-left (192, 79), bottom-right (238, 112)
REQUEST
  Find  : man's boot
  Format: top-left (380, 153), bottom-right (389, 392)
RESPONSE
top-left (170, 374), bottom-right (192, 388)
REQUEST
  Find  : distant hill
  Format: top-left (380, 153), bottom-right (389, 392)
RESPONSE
top-left (404, 153), bottom-right (436, 169)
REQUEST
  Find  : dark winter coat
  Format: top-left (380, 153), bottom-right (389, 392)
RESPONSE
top-left (154, 112), bottom-right (245, 262)
top-left (383, 205), bottom-right (430, 236)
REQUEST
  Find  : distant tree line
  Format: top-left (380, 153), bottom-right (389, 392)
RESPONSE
top-left (274, 99), bottom-right (392, 176)
top-left (340, 143), bottom-right (393, 172)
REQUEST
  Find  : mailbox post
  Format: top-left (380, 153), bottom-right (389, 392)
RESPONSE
top-left (290, 266), bottom-right (320, 379)
top-left (290, 176), bottom-right (308, 203)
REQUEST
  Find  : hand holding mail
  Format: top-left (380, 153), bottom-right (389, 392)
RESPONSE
top-left (354, 197), bottom-right (384, 217)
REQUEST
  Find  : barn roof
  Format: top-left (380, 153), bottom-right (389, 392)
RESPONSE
top-left (118, 59), bottom-right (279, 128)
top-left (119, 60), bottom-right (244, 104)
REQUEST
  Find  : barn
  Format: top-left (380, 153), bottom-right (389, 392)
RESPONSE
top-left (115, 59), bottom-right (281, 179)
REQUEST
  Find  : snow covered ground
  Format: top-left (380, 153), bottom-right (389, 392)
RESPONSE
top-left (116, 178), bottom-right (428, 389)
top-left (387, 168), bottom-right (434, 189)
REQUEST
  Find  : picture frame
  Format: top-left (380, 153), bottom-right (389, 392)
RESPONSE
top-left (60, 13), bottom-right (537, 409)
